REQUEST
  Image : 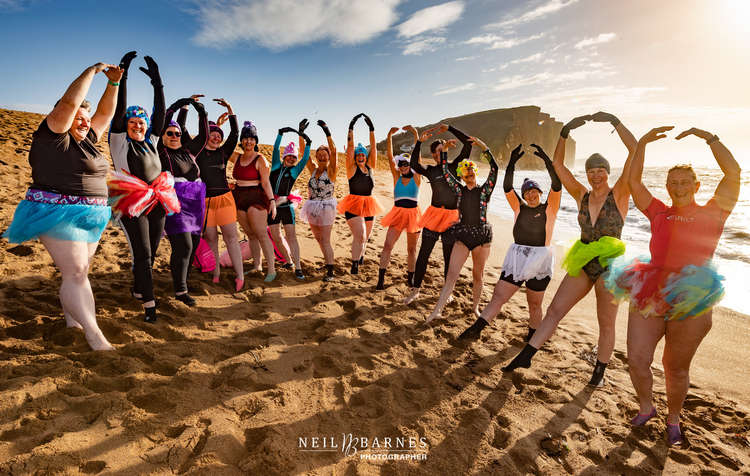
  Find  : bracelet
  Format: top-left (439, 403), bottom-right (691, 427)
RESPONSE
top-left (706, 135), bottom-right (720, 145)
top-left (107, 80), bottom-right (120, 86)
top-left (269, 197), bottom-right (275, 201)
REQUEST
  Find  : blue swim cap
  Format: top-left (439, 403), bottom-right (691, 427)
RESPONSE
top-left (125, 105), bottom-right (150, 127)
top-left (354, 143), bottom-right (367, 156)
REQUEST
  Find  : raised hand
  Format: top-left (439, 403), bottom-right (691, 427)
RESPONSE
top-left (298, 118), bottom-right (310, 135)
top-left (529, 143), bottom-right (550, 162)
top-left (119, 51), bottom-right (137, 71)
top-left (278, 126), bottom-right (296, 135)
top-left (419, 129), bottom-right (434, 142)
top-left (191, 99), bottom-right (206, 115)
top-left (640, 126), bottom-right (674, 144)
top-left (168, 98), bottom-right (192, 111)
top-left (509, 144), bottom-right (524, 163)
top-left (388, 126), bottom-right (399, 136)
top-left (102, 65), bottom-right (124, 82)
top-left (402, 125), bottom-right (418, 139)
top-left (348, 113), bottom-right (364, 130)
top-left (213, 97), bottom-right (233, 115)
top-left (139, 56), bottom-right (161, 86)
top-left (362, 114), bottom-right (374, 131)
top-left (675, 127), bottom-right (712, 141)
top-left (437, 123), bottom-right (449, 134)
top-left (469, 136), bottom-right (488, 151)
top-left (444, 139), bottom-right (458, 150)
top-left (317, 119), bottom-right (331, 137)
top-left (216, 112), bottom-right (229, 127)
top-left (591, 111), bottom-right (620, 125)
top-left (561, 114), bottom-right (591, 138)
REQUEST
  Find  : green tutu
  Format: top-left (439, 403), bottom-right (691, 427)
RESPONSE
top-left (562, 236), bottom-right (625, 277)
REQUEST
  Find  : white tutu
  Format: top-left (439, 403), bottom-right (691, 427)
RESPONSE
top-left (299, 198), bottom-right (337, 226)
top-left (501, 243), bottom-right (554, 282)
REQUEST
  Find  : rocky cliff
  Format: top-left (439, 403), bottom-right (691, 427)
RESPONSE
top-left (377, 105), bottom-right (575, 169)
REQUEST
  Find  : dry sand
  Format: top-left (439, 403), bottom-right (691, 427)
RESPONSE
top-left (1, 108), bottom-right (749, 474)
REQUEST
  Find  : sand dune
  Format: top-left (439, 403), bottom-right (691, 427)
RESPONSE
top-left (1, 108), bottom-right (749, 474)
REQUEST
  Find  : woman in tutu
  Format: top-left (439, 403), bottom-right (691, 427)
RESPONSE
top-left (605, 126), bottom-right (740, 446)
top-left (4, 61), bottom-right (122, 350)
top-left (458, 143), bottom-right (561, 343)
top-left (375, 125), bottom-right (422, 290)
top-left (158, 97), bottom-right (209, 306)
top-left (503, 111), bottom-right (636, 387)
top-left (337, 113), bottom-right (383, 274)
top-left (107, 51), bottom-right (174, 323)
top-left (299, 120), bottom-right (338, 281)
top-left (426, 136), bottom-right (498, 322)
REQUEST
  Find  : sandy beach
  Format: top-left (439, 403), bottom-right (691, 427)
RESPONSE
top-left (1, 108), bottom-right (749, 475)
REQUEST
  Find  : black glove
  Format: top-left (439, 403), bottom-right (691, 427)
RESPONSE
top-left (168, 98), bottom-right (192, 111)
top-left (191, 99), bottom-right (206, 116)
top-left (529, 143), bottom-right (550, 162)
top-left (348, 113), bottom-right (364, 131)
top-left (362, 114), bottom-right (374, 131)
top-left (560, 115), bottom-right (590, 138)
top-left (278, 127), bottom-right (295, 135)
top-left (298, 119), bottom-right (309, 135)
top-left (317, 119), bottom-right (331, 137)
top-left (139, 56), bottom-right (162, 87)
top-left (509, 144), bottom-right (524, 164)
top-left (300, 133), bottom-right (311, 144)
top-left (119, 51), bottom-right (137, 73)
top-left (591, 111), bottom-right (620, 127)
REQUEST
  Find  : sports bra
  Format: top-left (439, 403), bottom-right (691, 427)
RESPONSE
top-left (348, 165), bottom-right (373, 196)
top-left (233, 155), bottom-right (261, 181)
top-left (394, 176), bottom-right (418, 208)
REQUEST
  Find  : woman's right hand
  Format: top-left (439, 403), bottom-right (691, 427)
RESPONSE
top-left (387, 127), bottom-right (399, 137)
top-left (639, 126), bottom-right (674, 145)
top-left (269, 201), bottom-right (277, 220)
top-left (119, 51), bottom-right (137, 71)
top-left (216, 112), bottom-right (229, 127)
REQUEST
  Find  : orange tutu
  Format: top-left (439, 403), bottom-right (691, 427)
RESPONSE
top-left (337, 194), bottom-right (384, 217)
top-left (205, 191), bottom-right (237, 227)
top-left (418, 206), bottom-right (459, 233)
top-left (380, 206), bottom-right (422, 233)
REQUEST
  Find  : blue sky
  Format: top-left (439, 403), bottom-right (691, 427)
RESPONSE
top-left (1, 0), bottom-right (748, 166)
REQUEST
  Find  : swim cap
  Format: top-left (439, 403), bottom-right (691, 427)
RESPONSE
top-left (456, 159), bottom-right (478, 178)
top-left (585, 153), bottom-right (610, 174)
top-left (240, 121), bottom-right (258, 141)
top-left (521, 178), bottom-right (542, 195)
top-left (166, 120), bottom-right (181, 132)
top-left (208, 121), bottom-right (224, 140)
top-left (354, 143), bottom-right (368, 156)
top-left (125, 105), bottom-right (150, 127)
top-left (394, 153), bottom-right (410, 167)
top-left (282, 141), bottom-right (297, 160)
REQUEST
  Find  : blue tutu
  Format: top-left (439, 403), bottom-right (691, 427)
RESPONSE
top-left (4, 194), bottom-right (111, 244)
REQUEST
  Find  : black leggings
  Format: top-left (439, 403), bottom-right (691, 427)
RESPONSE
top-left (167, 232), bottom-right (201, 294)
top-left (412, 227), bottom-right (455, 289)
top-left (120, 206), bottom-right (166, 303)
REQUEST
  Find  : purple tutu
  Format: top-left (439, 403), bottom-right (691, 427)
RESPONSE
top-left (164, 181), bottom-right (206, 235)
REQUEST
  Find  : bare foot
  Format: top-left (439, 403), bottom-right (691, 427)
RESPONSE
top-left (425, 310), bottom-right (441, 324)
top-left (64, 313), bottom-right (83, 329)
top-left (403, 288), bottom-right (420, 305)
top-left (85, 329), bottom-right (114, 351)
top-left (447, 294), bottom-right (454, 304)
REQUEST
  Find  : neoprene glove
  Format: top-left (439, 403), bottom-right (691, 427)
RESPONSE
top-left (560, 115), bottom-right (590, 138)
top-left (591, 111), bottom-right (620, 127)
top-left (298, 119), bottom-right (309, 135)
top-left (362, 114), bottom-right (374, 131)
top-left (169, 98), bottom-right (192, 111)
top-left (348, 113), bottom-right (364, 131)
top-left (119, 51), bottom-right (137, 73)
top-left (509, 144), bottom-right (524, 164)
top-left (139, 56), bottom-right (162, 87)
top-left (278, 127), bottom-right (295, 135)
top-left (191, 99), bottom-right (206, 116)
top-left (529, 143), bottom-right (551, 162)
top-left (317, 119), bottom-right (331, 137)
top-left (300, 133), bottom-right (311, 144)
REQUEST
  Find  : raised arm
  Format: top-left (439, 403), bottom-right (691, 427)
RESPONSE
top-left (407, 126), bottom-right (430, 175)
top-left (554, 115), bottom-right (591, 204)
top-left (676, 128), bottom-right (741, 212)
top-left (448, 124), bottom-right (472, 163)
top-left (139, 56), bottom-right (165, 136)
top-left (530, 143), bottom-right (562, 214)
top-left (470, 137), bottom-right (498, 193)
top-left (292, 120), bottom-right (312, 178)
top-left (214, 98), bottom-right (238, 160)
top-left (110, 51), bottom-right (137, 133)
top-left (386, 127), bottom-right (399, 181)
top-left (318, 120), bottom-right (338, 179)
top-left (591, 112), bottom-right (637, 197)
top-left (440, 150), bottom-right (462, 195)
top-left (503, 144), bottom-right (523, 213)
top-left (88, 65), bottom-right (123, 139)
top-left (272, 129), bottom-right (288, 171)
top-left (363, 114), bottom-right (377, 169)
top-left (345, 113), bottom-right (362, 177)
top-left (630, 127), bottom-right (673, 211)
top-left (185, 99), bottom-right (208, 155)
top-left (176, 107), bottom-right (189, 138)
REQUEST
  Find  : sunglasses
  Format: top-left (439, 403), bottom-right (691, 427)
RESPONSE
top-left (166, 131), bottom-right (182, 138)
top-left (398, 162), bottom-right (410, 167)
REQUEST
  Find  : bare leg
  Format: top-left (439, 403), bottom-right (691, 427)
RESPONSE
top-left (362, 218), bottom-right (375, 260)
top-left (626, 306), bottom-right (665, 415)
top-left (346, 216), bottom-right (366, 262)
top-left (39, 236), bottom-right (112, 351)
top-left (470, 244), bottom-right (491, 316)
top-left (427, 241), bottom-right (470, 322)
top-left (220, 222), bottom-right (244, 280)
top-left (528, 273), bottom-right (594, 350)
top-left (378, 226), bottom-right (402, 269)
top-left (283, 224), bottom-right (301, 269)
top-left (237, 212), bottom-right (261, 272)
top-left (310, 224), bottom-right (334, 264)
top-left (593, 278), bottom-right (620, 363)
top-left (663, 312), bottom-right (712, 424)
top-left (525, 289), bottom-right (545, 330)
top-left (248, 207), bottom-right (276, 280)
top-left (269, 223), bottom-right (292, 264)
top-left (406, 231), bottom-right (419, 273)
top-left (480, 280), bottom-right (520, 323)
top-left (203, 225), bottom-right (221, 281)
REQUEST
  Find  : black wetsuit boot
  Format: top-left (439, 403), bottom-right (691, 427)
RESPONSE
top-left (502, 344), bottom-right (538, 371)
top-left (458, 318), bottom-right (488, 341)
top-left (588, 360), bottom-right (608, 387)
top-left (376, 268), bottom-right (386, 290)
top-left (407, 271), bottom-right (414, 287)
top-left (526, 327), bottom-right (536, 342)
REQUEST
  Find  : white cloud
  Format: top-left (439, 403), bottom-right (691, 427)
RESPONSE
top-left (575, 33), bottom-right (617, 49)
top-left (402, 37), bottom-right (446, 55)
top-left (455, 55), bottom-right (478, 62)
top-left (192, 0), bottom-right (401, 49)
top-left (511, 52), bottom-right (543, 64)
top-left (484, 0), bottom-right (581, 29)
top-left (397, 1), bottom-right (464, 38)
top-left (492, 69), bottom-right (616, 91)
top-left (464, 33), bottom-right (544, 49)
top-left (434, 82), bottom-right (476, 96)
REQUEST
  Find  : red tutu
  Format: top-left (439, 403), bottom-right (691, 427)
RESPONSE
top-left (418, 206), bottom-right (459, 233)
top-left (337, 194), bottom-right (384, 217)
top-left (380, 206), bottom-right (422, 233)
top-left (107, 171), bottom-right (180, 218)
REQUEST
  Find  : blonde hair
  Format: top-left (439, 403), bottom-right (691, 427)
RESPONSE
top-left (667, 164), bottom-right (697, 182)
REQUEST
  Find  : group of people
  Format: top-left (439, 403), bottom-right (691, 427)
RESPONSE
top-left (3, 54), bottom-right (741, 448)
